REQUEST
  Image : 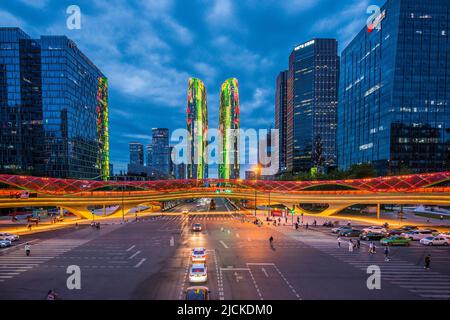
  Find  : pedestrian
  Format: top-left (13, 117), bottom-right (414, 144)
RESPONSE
top-left (295, 222), bottom-right (299, 230)
top-left (356, 239), bottom-right (361, 249)
top-left (384, 246), bottom-right (390, 261)
top-left (313, 220), bottom-right (317, 227)
top-left (305, 223), bottom-right (309, 230)
top-left (369, 242), bottom-right (374, 254)
top-left (348, 239), bottom-right (354, 252)
top-left (337, 236), bottom-right (341, 248)
top-left (424, 254), bottom-right (431, 269)
top-left (27, 223), bottom-right (32, 231)
top-left (278, 217), bottom-right (281, 226)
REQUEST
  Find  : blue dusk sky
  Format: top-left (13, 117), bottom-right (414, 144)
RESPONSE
top-left (0, 0), bottom-right (384, 175)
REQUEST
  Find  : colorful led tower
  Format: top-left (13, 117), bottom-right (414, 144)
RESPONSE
top-left (96, 77), bottom-right (109, 181)
top-left (186, 78), bottom-right (208, 179)
top-left (219, 78), bottom-right (240, 179)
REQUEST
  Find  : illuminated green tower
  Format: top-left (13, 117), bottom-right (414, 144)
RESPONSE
top-left (96, 77), bottom-right (109, 181)
top-left (186, 78), bottom-right (208, 179)
top-left (219, 78), bottom-right (240, 179)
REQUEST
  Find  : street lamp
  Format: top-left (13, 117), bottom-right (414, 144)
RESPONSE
top-left (252, 165), bottom-right (261, 217)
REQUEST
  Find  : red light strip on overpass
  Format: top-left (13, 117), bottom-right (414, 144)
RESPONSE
top-left (1, 172), bottom-right (450, 195)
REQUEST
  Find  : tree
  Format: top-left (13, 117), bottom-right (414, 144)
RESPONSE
top-left (346, 163), bottom-right (377, 179)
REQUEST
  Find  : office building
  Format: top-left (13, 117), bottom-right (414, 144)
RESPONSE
top-left (287, 38), bottom-right (339, 173)
top-left (0, 28), bottom-right (109, 180)
top-left (338, 0), bottom-right (450, 173)
top-left (275, 70), bottom-right (288, 174)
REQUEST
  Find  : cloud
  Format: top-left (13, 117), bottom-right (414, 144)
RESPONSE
top-left (241, 88), bottom-right (272, 114)
top-left (211, 36), bottom-right (272, 72)
top-left (204, 0), bottom-right (234, 27)
top-left (193, 62), bottom-right (218, 84)
top-left (121, 133), bottom-right (153, 141)
top-left (312, 0), bottom-right (370, 48)
top-left (0, 10), bottom-right (27, 27)
top-left (18, 0), bottom-right (48, 8)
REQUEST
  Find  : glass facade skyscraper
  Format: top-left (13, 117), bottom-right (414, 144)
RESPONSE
top-left (275, 70), bottom-right (288, 173)
top-left (0, 28), bottom-right (109, 180)
top-left (219, 78), bottom-right (240, 179)
top-left (129, 142), bottom-right (144, 165)
top-left (338, 0), bottom-right (450, 174)
top-left (287, 39), bottom-right (339, 173)
top-left (0, 28), bottom-right (44, 175)
top-left (151, 128), bottom-right (170, 175)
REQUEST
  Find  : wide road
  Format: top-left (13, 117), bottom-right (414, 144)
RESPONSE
top-left (1, 200), bottom-right (449, 300)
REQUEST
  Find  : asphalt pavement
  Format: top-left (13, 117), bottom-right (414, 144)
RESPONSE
top-left (1, 198), bottom-right (449, 300)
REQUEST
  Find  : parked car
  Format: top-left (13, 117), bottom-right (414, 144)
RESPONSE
top-left (185, 286), bottom-right (210, 300)
top-left (360, 232), bottom-right (385, 241)
top-left (420, 236), bottom-right (449, 246)
top-left (0, 239), bottom-right (12, 248)
top-left (438, 232), bottom-right (450, 239)
top-left (401, 230), bottom-right (435, 241)
top-left (340, 229), bottom-right (362, 237)
top-left (400, 225), bottom-right (418, 232)
top-left (380, 236), bottom-right (411, 246)
top-left (362, 226), bottom-right (387, 234)
top-left (0, 233), bottom-right (19, 241)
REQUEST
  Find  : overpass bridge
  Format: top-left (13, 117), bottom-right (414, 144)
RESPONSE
top-left (1, 172), bottom-right (450, 220)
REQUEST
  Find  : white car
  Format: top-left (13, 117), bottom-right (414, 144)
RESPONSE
top-left (420, 236), bottom-right (449, 246)
top-left (191, 247), bottom-right (207, 262)
top-left (0, 233), bottom-right (19, 241)
top-left (401, 230), bottom-right (434, 241)
top-left (182, 209), bottom-right (189, 214)
top-left (362, 226), bottom-right (387, 234)
top-left (189, 264), bottom-right (207, 283)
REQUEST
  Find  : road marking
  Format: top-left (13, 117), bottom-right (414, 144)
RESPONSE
top-left (134, 258), bottom-right (146, 268)
top-left (128, 250), bottom-right (141, 259)
top-left (220, 267), bottom-right (250, 271)
top-left (248, 237), bottom-right (251, 242)
top-left (219, 240), bottom-right (229, 249)
top-left (236, 233), bottom-right (240, 238)
top-left (261, 267), bottom-right (269, 278)
top-left (126, 245), bottom-right (136, 252)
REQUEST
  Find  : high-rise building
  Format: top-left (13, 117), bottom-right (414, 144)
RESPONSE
top-left (129, 142), bottom-right (144, 165)
top-left (151, 128), bottom-right (170, 175)
top-left (275, 71), bottom-right (288, 174)
top-left (0, 28), bottom-right (44, 176)
top-left (287, 38), bottom-right (339, 173)
top-left (146, 144), bottom-right (153, 168)
top-left (0, 28), bottom-right (109, 180)
top-left (219, 78), bottom-right (240, 179)
top-left (186, 78), bottom-right (208, 179)
top-left (338, 0), bottom-right (450, 174)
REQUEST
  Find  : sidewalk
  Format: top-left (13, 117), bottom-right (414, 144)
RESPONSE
top-left (250, 209), bottom-right (450, 232)
top-left (0, 210), bottom-right (159, 235)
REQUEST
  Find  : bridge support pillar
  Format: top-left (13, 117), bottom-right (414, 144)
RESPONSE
top-left (377, 203), bottom-right (381, 220)
top-left (59, 207), bottom-right (64, 218)
top-left (103, 204), bottom-right (106, 216)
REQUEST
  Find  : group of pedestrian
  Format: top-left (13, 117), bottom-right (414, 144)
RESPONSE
top-left (90, 222), bottom-right (100, 229)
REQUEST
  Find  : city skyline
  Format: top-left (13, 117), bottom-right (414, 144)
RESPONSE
top-left (0, 0), bottom-right (386, 173)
